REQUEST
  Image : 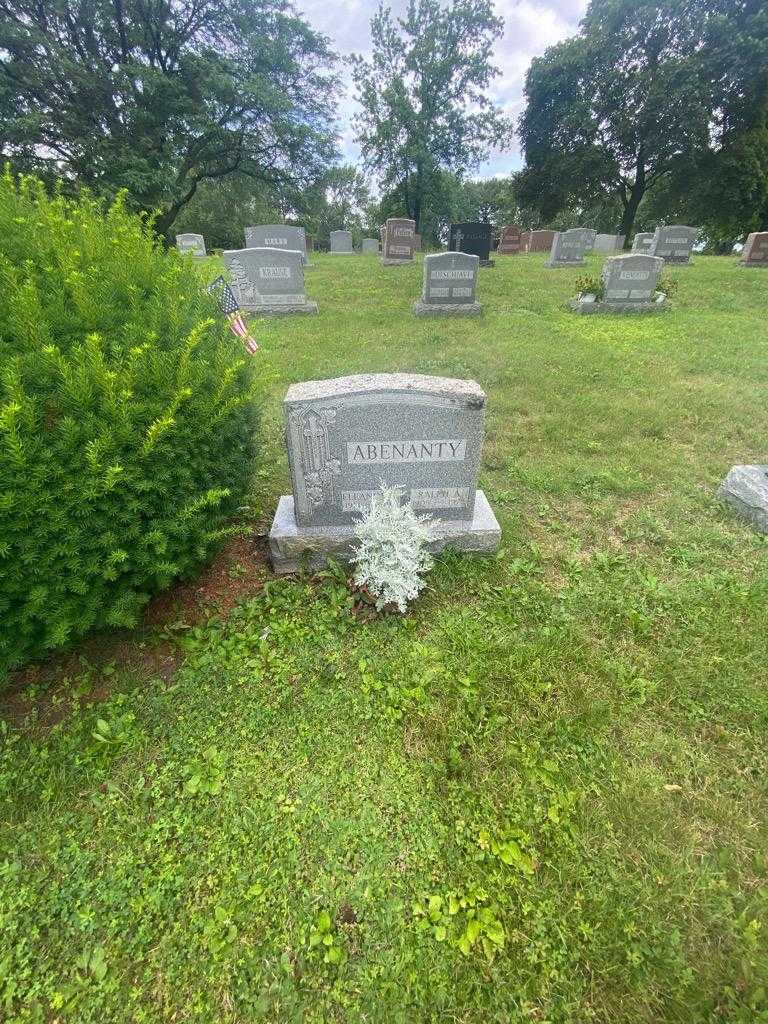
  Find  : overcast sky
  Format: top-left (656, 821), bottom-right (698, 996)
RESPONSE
top-left (297, 0), bottom-right (588, 178)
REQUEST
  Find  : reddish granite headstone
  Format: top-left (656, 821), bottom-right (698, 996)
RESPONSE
top-left (527, 230), bottom-right (556, 253)
top-left (497, 224), bottom-right (523, 255)
top-left (740, 231), bottom-right (768, 266)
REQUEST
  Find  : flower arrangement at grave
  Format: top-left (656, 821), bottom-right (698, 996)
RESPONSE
top-left (351, 485), bottom-right (434, 614)
top-left (0, 171), bottom-right (261, 673)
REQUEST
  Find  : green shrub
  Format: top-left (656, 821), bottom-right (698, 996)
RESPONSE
top-left (0, 171), bottom-right (261, 674)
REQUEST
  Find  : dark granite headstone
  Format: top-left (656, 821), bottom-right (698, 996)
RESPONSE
top-left (449, 222), bottom-right (493, 266)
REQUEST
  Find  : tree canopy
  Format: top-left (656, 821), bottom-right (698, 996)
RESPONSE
top-left (517, 0), bottom-right (768, 242)
top-left (0, 0), bottom-right (340, 234)
top-left (351, 0), bottom-right (511, 232)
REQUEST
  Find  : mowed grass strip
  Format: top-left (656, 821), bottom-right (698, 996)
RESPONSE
top-left (1, 252), bottom-right (767, 1023)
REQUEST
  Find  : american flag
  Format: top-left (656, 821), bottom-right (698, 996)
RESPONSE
top-left (206, 275), bottom-right (259, 354)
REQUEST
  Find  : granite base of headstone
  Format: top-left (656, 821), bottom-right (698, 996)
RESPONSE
top-left (222, 247), bottom-right (317, 316)
top-left (571, 253), bottom-right (666, 314)
top-left (412, 252), bottom-right (481, 316)
top-left (717, 465), bottom-right (768, 534)
top-left (268, 373), bottom-right (502, 573)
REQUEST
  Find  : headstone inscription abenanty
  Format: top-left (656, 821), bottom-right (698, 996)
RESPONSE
top-left (545, 227), bottom-right (593, 267)
top-left (268, 374), bottom-right (502, 573)
top-left (449, 222), bottom-right (494, 267)
top-left (222, 247), bottom-right (317, 315)
top-left (571, 253), bottom-right (665, 314)
top-left (382, 218), bottom-right (416, 264)
top-left (176, 233), bottom-right (206, 257)
top-left (245, 225), bottom-right (309, 265)
top-left (497, 224), bottom-right (523, 255)
top-left (413, 252), bottom-right (481, 316)
top-left (739, 232), bottom-right (768, 267)
top-left (649, 225), bottom-right (698, 264)
top-left (330, 230), bottom-right (354, 255)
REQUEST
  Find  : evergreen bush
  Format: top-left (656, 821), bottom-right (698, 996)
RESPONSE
top-left (0, 171), bottom-right (261, 674)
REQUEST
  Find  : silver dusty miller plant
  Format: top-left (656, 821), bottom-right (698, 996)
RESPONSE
top-left (352, 485), bottom-right (434, 612)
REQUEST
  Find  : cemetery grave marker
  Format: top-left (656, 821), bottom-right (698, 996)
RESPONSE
top-left (362, 238), bottom-right (380, 253)
top-left (414, 233), bottom-right (422, 251)
top-left (268, 373), bottom-right (501, 573)
top-left (413, 252), bottom-right (481, 316)
top-left (649, 225), bottom-right (698, 264)
top-left (244, 224), bottom-right (309, 265)
top-left (545, 227), bottom-right (593, 267)
top-left (632, 232), bottom-right (654, 253)
top-left (330, 230), bottom-right (355, 255)
top-left (594, 233), bottom-right (625, 253)
top-left (579, 228), bottom-right (598, 251)
top-left (571, 253), bottom-right (666, 314)
top-left (525, 229), bottom-right (556, 253)
top-left (739, 232), bottom-right (768, 267)
top-left (382, 217), bottom-right (416, 264)
top-left (175, 233), bottom-right (206, 257)
top-left (449, 222), bottom-right (494, 266)
top-left (222, 247), bottom-right (317, 315)
top-left (718, 465), bottom-right (768, 534)
top-left (497, 224), bottom-right (523, 255)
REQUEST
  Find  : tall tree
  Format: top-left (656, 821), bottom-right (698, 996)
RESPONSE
top-left (0, 0), bottom-right (339, 235)
top-left (351, 0), bottom-right (511, 232)
top-left (301, 164), bottom-right (371, 246)
top-left (518, 0), bottom-right (712, 242)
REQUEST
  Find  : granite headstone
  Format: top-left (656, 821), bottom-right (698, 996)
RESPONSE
top-left (382, 218), bottom-right (416, 264)
top-left (546, 228), bottom-right (592, 267)
top-left (572, 253), bottom-right (665, 313)
top-left (413, 252), bottom-right (481, 316)
top-left (244, 225), bottom-right (308, 265)
top-left (176, 233), bottom-right (206, 257)
top-left (525, 229), bottom-right (556, 253)
top-left (497, 224), bottom-right (523, 255)
top-left (222, 247), bottom-right (317, 315)
top-left (718, 465), bottom-right (768, 534)
top-left (649, 225), bottom-right (698, 264)
top-left (449, 222), bottom-right (493, 266)
top-left (632, 232), bottom-right (654, 254)
top-left (362, 238), bottom-right (380, 254)
top-left (594, 233), bottom-right (625, 254)
top-left (330, 230), bottom-right (354, 255)
top-left (739, 232), bottom-right (768, 267)
top-left (268, 374), bottom-right (501, 572)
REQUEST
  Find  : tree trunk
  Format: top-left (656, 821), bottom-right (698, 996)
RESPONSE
top-left (618, 161), bottom-right (646, 247)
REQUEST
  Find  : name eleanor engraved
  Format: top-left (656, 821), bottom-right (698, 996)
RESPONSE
top-left (346, 439), bottom-right (466, 464)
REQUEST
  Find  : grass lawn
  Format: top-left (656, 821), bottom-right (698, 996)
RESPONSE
top-left (2, 251), bottom-right (768, 1023)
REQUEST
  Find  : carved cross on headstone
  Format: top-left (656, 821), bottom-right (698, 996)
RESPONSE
top-left (454, 229), bottom-right (464, 250)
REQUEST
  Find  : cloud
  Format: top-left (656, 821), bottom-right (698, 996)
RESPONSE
top-left (295, 0), bottom-right (588, 176)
